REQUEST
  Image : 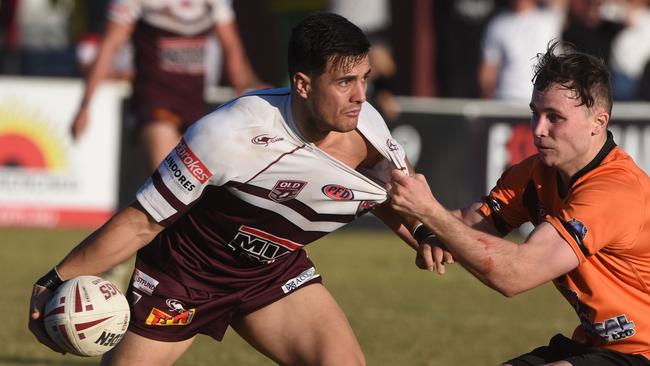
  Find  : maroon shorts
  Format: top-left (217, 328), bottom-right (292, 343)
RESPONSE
top-left (125, 249), bottom-right (322, 342)
top-left (131, 90), bottom-right (207, 133)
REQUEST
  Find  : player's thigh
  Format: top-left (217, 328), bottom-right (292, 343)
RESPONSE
top-left (231, 283), bottom-right (365, 366)
top-left (100, 330), bottom-right (194, 366)
top-left (140, 122), bottom-right (181, 170)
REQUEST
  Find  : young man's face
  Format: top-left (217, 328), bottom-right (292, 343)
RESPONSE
top-left (305, 55), bottom-right (371, 134)
top-left (529, 83), bottom-right (608, 178)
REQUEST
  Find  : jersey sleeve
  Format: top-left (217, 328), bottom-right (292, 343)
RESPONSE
top-left (136, 101), bottom-right (249, 225)
top-left (545, 170), bottom-right (644, 263)
top-left (210, 0), bottom-right (235, 24)
top-left (478, 161), bottom-right (535, 235)
top-left (108, 0), bottom-right (141, 24)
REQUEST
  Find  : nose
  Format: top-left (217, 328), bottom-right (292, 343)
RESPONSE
top-left (531, 114), bottom-right (548, 138)
top-left (351, 81), bottom-right (367, 104)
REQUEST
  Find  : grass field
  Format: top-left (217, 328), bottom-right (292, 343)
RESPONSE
top-left (1, 227), bottom-right (578, 366)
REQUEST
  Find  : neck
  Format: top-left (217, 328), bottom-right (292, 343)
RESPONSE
top-left (559, 134), bottom-right (608, 184)
top-left (290, 91), bottom-right (329, 144)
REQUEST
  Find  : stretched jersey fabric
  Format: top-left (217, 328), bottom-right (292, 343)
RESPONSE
top-left (479, 132), bottom-right (650, 359)
top-left (108, 0), bottom-right (235, 128)
top-left (136, 88), bottom-right (407, 291)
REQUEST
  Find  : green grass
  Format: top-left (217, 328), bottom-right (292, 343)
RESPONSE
top-left (1, 228), bottom-right (577, 365)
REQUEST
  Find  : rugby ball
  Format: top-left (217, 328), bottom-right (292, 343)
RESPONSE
top-left (43, 275), bottom-right (130, 356)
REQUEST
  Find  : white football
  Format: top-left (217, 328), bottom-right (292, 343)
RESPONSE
top-left (43, 275), bottom-right (130, 357)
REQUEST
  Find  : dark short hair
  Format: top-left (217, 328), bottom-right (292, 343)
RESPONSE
top-left (532, 41), bottom-right (613, 115)
top-left (288, 12), bottom-right (370, 79)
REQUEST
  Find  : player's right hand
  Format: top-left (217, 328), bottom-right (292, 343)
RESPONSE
top-left (28, 284), bottom-right (66, 354)
top-left (70, 107), bottom-right (89, 141)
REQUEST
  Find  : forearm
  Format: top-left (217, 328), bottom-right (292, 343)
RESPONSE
top-left (373, 203), bottom-right (419, 251)
top-left (55, 203), bottom-right (163, 281)
top-left (217, 22), bottom-right (259, 91)
top-left (79, 22), bottom-right (132, 109)
top-left (422, 204), bottom-right (525, 295)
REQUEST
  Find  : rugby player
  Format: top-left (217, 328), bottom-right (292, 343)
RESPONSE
top-left (389, 42), bottom-right (650, 365)
top-left (29, 12), bottom-right (442, 366)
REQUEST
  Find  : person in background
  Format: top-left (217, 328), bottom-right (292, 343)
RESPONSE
top-left (390, 41), bottom-right (650, 365)
top-left (70, 0), bottom-right (265, 171)
top-left (479, 0), bottom-right (566, 101)
top-left (608, 0), bottom-right (650, 100)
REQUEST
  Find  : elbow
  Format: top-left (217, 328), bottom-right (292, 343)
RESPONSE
top-left (483, 275), bottom-right (528, 298)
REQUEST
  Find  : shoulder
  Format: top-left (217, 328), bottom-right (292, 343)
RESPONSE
top-left (197, 88), bottom-right (290, 133)
top-left (580, 147), bottom-right (649, 195)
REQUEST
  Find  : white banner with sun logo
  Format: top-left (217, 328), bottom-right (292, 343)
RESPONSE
top-left (0, 77), bottom-right (129, 228)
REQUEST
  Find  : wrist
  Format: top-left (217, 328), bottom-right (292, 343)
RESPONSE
top-left (412, 224), bottom-right (435, 244)
top-left (35, 267), bottom-right (64, 291)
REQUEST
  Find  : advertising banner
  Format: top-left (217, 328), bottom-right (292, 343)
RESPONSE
top-left (0, 77), bottom-right (128, 228)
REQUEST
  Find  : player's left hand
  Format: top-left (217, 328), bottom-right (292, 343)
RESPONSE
top-left (416, 236), bottom-right (454, 275)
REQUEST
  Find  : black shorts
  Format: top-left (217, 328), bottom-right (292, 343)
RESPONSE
top-left (125, 250), bottom-right (322, 342)
top-left (506, 334), bottom-right (650, 366)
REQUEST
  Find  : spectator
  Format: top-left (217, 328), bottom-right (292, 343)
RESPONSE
top-left (609, 0), bottom-right (650, 100)
top-left (479, 0), bottom-right (566, 101)
top-left (562, 0), bottom-right (624, 66)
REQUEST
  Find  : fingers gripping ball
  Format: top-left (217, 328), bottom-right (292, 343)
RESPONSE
top-left (43, 276), bottom-right (130, 356)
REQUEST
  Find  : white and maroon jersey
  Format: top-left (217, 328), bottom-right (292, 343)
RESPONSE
top-left (136, 88), bottom-right (407, 274)
top-left (108, 0), bottom-right (235, 105)
top-left (109, 0), bottom-right (234, 36)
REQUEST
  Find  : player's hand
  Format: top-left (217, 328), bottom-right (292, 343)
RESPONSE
top-left (70, 107), bottom-right (89, 141)
top-left (388, 170), bottom-right (439, 221)
top-left (28, 284), bottom-right (66, 354)
top-left (415, 236), bottom-right (454, 275)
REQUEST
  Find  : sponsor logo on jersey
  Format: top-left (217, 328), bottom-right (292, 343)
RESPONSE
top-left (322, 184), bottom-right (354, 201)
top-left (94, 331), bottom-right (124, 347)
top-left (386, 138), bottom-right (399, 151)
top-left (174, 138), bottom-right (212, 183)
top-left (132, 269), bottom-right (159, 296)
top-left (252, 134), bottom-right (284, 146)
top-left (356, 200), bottom-right (378, 217)
top-left (227, 225), bottom-right (304, 263)
top-left (145, 307), bottom-right (195, 326)
top-left (568, 218), bottom-right (587, 241)
top-left (166, 298), bottom-right (187, 313)
top-left (281, 267), bottom-right (320, 294)
top-left (594, 314), bottom-right (636, 342)
top-left (269, 180), bottom-right (307, 202)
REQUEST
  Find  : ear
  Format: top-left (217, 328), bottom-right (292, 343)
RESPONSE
top-left (292, 72), bottom-right (311, 99)
top-left (592, 109), bottom-right (609, 136)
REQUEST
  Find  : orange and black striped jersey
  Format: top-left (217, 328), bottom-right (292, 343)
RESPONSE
top-left (479, 132), bottom-right (650, 359)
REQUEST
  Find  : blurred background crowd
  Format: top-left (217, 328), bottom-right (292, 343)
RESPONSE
top-left (2, 0), bottom-right (650, 110)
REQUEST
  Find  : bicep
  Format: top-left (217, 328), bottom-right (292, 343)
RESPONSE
top-left (518, 222), bottom-right (579, 286)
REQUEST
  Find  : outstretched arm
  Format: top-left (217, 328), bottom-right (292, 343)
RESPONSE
top-left (29, 201), bottom-right (163, 353)
top-left (389, 171), bottom-right (579, 296)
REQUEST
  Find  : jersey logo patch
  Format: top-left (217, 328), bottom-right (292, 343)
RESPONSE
top-left (568, 218), bottom-right (587, 241)
top-left (145, 307), bottom-right (195, 326)
top-left (386, 138), bottom-right (399, 151)
top-left (174, 138), bottom-right (212, 184)
top-left (281, 267), bottom-right (320, 294)
top-left (227, 226), bottom-right (304, 263)
top-left (269, 180), bottom-right (306, 202)
top-left (322, 184), bottom-right (354, 201)
top-left (252, 134), bottom-right (284, 146)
